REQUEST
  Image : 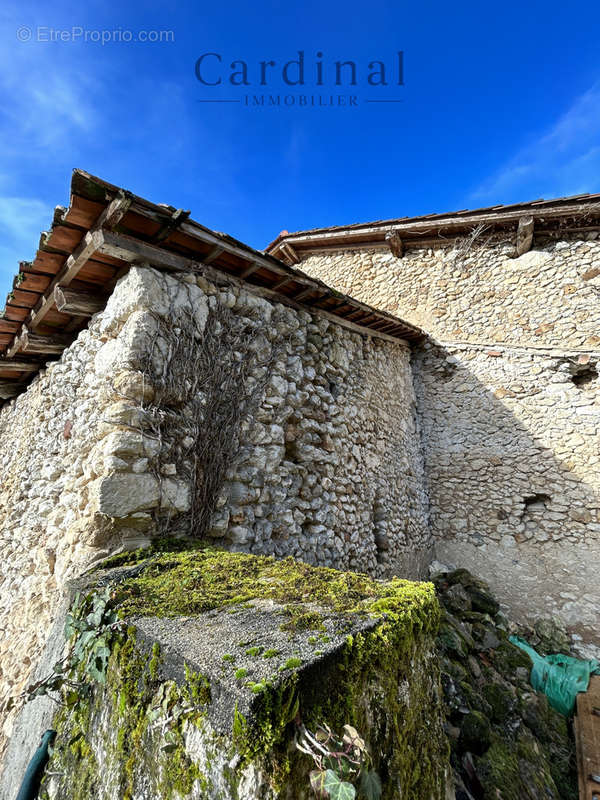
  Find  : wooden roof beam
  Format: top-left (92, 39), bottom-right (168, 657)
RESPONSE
top-left (54, 285), bottom-right (107, 317)
top-left (280, 242), bottom-right (300, 264)
top-left (102, 190), bottom-right (133, 229)
top-left (239, 261), bottom-right (261, 279)
top-left (9, 192), bottom-right (133, 350)
top-left (273, 201), bottom-right (600, 250)
top-left (93, 231), bottom-right (414, 345)
top-left (385, 231), bottom-right (403, 258)
top-left (293, 286), bottom-right (320, 302)
top-left (152, 208), bottom-right (191, 243)
top-left (19, 328), bottom-right (72, 355)
top-left (203, 245), bottom-right (225, 264)
top-left (0, 359), bottom-right (41, 373)
top-left (95, 229), bottom-right (194, 271)
top-left (515, 216), bottom-right (534, 256)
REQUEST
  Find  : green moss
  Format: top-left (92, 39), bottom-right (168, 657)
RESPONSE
top-left (279, 606), bottom-right (325, 633)
top-left (282, 657), bottom-right (302, 670)
top-left (44, 627), bottom-right (210, 800)
top-left (222, 653), bottom-right (235, 662)
top-left (148, 642), bottom-right (162, 680)
top-left (482, 682), bottom-right (515, 723)
top-left (184, 663), bottom-right (211, 706)
top-left (44, 547), bottom-right (447, 800)
top-left (226, 565), bottom-right (447, 799)
top-left (475, 731), bottom-right (565, 800)
top-left (111, 547), bottom-right (435, 624)
top-left (245, 646), bottom-right (263, 657)
top-left (263, 648), bottom-right (280, 659)
top-left (459, 710), bottom-right (491, 755)
top-left (250, 681), bottom-right (268, 694)
top-left (492, 640), bottom-right (533, 674)
top-left (235, 668), bottom-right (248, 680)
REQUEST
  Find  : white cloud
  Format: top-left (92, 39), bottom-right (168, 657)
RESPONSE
top-left (0, 196), bottom-right (51, 242)
top-left (473, 82), bottom-right (600, 201)
top-left (0, 51), bottom-right (96, 155)
top-left (0, 195), bottom-right (52, 285)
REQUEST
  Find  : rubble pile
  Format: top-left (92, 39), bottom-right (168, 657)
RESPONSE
top-left (433, 567), bottom-right (577, 800)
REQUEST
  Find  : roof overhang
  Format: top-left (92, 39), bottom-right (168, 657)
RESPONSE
top-left (0, 170), bottom-right (424, 402)
top-left (266, 193), bottom-right (600, 262)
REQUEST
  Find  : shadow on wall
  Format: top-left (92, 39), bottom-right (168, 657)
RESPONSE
top-left (412, 339), bottom-right (600, 656)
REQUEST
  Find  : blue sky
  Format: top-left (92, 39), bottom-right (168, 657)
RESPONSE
top-left (1, 0), bottom-right (599, 296)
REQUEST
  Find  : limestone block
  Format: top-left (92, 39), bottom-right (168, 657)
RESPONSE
top-left (102, 401), bottom-right (146, 428)
top-left (112, 371), bottom-right (155, 404)
top-left (102, 431), bottom-right (161, 460)
top-left (99, 267), bottom-right (172, 334)
top-left (160, 479), bottom-right (191, 513)
top-left (91, 473), bottom-right (160, 517)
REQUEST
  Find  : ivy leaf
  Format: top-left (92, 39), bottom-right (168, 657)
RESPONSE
top-left (359, 769), bottom-right (382, 800)
top-left (325, 772), bottom-right (355, 800)
top-left (65, 691), bottom-right (80, 708)
top-left (342, 724), bottom-right (366, 753)
top-left (86, 609), bottom-right (104, 628)
top-left (323, 770), bottom-right (343, 793)
top-left (74, 630), bottom-right (96, 657)
top-left (87, 659), bottom-right (106, 684)
top-left (309, 770), bottom-right (328, 797)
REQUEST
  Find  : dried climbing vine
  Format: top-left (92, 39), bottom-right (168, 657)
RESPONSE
top-left (112, 272), bottom-right (289, 540)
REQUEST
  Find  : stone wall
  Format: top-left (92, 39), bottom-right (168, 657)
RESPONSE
top-left (300, 237), bottom-right (600, 654)
top-left (0, 265), bottom-right (430, 764)
top-left (414, 340), bottom-right (600, 656)
top-left (299, 237), bottom-right (600, 349)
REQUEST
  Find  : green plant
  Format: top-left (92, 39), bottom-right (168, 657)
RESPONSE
top-left (22, 587), bottom-right (123, 707)
top-left (235, 668), bottom-right (248, 680)
top-left (296, 723), bottom-right (382, 800)
top-left (249, 681), bottom-right (267, 694)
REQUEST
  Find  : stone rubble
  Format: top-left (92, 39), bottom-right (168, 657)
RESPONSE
top-left (433, 566), bottom-right (577, 800)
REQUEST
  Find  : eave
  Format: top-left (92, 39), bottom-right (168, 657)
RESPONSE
top-left (0, 170), bottom-right (425, 402)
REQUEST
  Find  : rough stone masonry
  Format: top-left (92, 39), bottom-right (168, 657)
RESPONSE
top-left (0, 265), bottom-right (430, 760)
top-left (2, 180), bottom-right (600, 780)
top-left (298, 234), bottom-right (600, 661)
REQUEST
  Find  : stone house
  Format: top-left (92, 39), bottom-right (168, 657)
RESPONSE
top-left (0, 170), bottom-right (598, 770)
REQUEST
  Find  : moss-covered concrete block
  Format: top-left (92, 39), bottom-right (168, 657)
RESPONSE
top-left (41, 546), bottom-right (450, 799)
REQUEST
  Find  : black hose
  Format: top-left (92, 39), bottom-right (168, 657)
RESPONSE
top-left (15, 729), bottom-right (56, 800)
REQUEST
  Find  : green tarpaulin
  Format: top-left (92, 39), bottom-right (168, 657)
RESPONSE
top-left (510, 635), bottom-right (600, 716)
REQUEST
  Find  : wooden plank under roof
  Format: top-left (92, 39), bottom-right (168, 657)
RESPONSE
top-left (266, 192), bottom-right (600, 259)
top-left (0, 169), bottom-right (425, 403)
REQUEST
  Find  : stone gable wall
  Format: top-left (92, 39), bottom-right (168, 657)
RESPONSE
top-left (0, 265), bottom-right (430, 764)
top-left (299, 237), bottom-right (600, 349)
top-left (300, 238), bottom-right (600, 655)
